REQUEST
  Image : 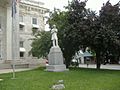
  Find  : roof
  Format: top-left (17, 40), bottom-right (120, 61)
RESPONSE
top-left (83, 52), bottom-right (93, 57)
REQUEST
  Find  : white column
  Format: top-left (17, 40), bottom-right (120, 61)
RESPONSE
top-left (6, 2), bottom-right (19, 60)
top-left (16, 3), bottom-right (20, 60)
top-left (6, 6), bottom-right (12, 60)
top-left (12, 3), bottom-right (20, 60)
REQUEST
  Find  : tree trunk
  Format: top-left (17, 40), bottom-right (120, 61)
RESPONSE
top-left (64, 57), bottom-right (70, 68)
top-left (64, 53), bottom-right (72, 68)
top-left (65, 59), bottom-right (71, 68)
top-left (96, 52), bottom-right (101, 69)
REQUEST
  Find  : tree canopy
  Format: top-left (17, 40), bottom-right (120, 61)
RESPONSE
top-left (30, 0), bottom-right (120, 69)
top-left (30, 31), bottom-right (51, 58)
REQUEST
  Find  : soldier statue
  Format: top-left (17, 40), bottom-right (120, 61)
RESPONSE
top-left (51, 25), bottom-right (58, 47)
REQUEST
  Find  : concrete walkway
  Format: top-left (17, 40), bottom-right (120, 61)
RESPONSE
top-left (0, 68), bottom-right (32, 74)
top-left (0, 64), bottom-right (120, 74)
top-left (79, 64), bottom-right (120, 70)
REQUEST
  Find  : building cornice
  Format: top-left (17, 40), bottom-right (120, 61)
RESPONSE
top-left (19, 1), bottom-right (49, 16)
top-left (20, 2), bottom-right (49, 12)
top-left (20, 0), bottom-right (44, 6)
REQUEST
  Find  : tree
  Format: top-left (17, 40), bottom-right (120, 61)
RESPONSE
top-left (30, 31), bottom-right (51, 58)
top-left (64, 0), bottom-right (120, 69)
top-left (30, 0), bottom-right (120, 69)
top-left (64, 0), bottom-right (97, 67)
top-left (98, 1), bottom-right (120, 64)
top-left (47, 0), bottom-right (120, 68)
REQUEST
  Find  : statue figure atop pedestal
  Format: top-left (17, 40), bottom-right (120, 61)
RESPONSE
top-left (46, 25), bottom-right (68, 72)
top-left (51, 25), bottom-right (58, 47)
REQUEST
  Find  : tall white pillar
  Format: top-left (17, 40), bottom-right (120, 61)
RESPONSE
top-left (6, 2), bottom-right (19, 60)
top-left (12, 3), bottom-right (19, 60)
top-left (6, 6), bottom-right (12, 60)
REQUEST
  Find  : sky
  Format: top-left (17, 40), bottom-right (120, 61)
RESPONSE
top-left (36, 0), bottom-right (119, 31)
top-left (38, 0), bottom-right (119, 12)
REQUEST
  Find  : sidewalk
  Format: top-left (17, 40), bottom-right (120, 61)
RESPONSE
top-left (79, 64), bottom-right (120, 70)
top-left (0, 68), bottom-right (32, 74)
top-left (0, 64), bottom-right (120, 74)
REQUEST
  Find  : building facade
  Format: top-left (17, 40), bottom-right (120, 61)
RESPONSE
top-left (0, 0), bottom-right (48, 63)
top-left (19, 0), bottom-right (48, 59)
top-left (0, 0), bottom-right (19, 63)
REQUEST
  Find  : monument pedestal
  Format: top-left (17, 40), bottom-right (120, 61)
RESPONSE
top-left (46, 46), bottom-right (68, 72)
top-left (46, 65), bottom-right (67, 72)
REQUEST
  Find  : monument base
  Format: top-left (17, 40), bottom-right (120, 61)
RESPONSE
top-left (46, 46), bottom-right (68, 72)
top-left (46, 65), bottom-right (68, 72)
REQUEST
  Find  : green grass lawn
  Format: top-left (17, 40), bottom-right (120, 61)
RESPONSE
top-left (0, 67), bottom-right (120, 90)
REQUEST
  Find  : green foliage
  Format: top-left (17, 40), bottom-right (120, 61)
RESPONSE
top-left (48, 0), bottom-right (96, 67)
top-left (92, 1), bottom-right (120, 68)
top-left (30, 31), bottom-right (51, 58)
top-left (64, 0), bottom-right (98, 67)
top-left (64, 0), bottom-right (120, 69)
top-left (30, 0), bottom-right (120, 69)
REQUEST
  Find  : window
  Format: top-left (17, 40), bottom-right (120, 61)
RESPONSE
top-left (20, 41), bottom-right (24, 47)
top-left (19, 25), bottom-right (24, 31)
top-left (19, 15), bottom-right (23, 22)
top-left (20, 52), bottom-right (24, 57)
top-left (32, 17), bottom-right (37, 25)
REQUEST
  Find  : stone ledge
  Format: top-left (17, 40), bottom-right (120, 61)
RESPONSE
top-left (46, 65), bottom-right (69, 72)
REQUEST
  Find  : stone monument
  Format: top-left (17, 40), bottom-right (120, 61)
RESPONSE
top-left (46, 25), bottom-right (67, 72)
